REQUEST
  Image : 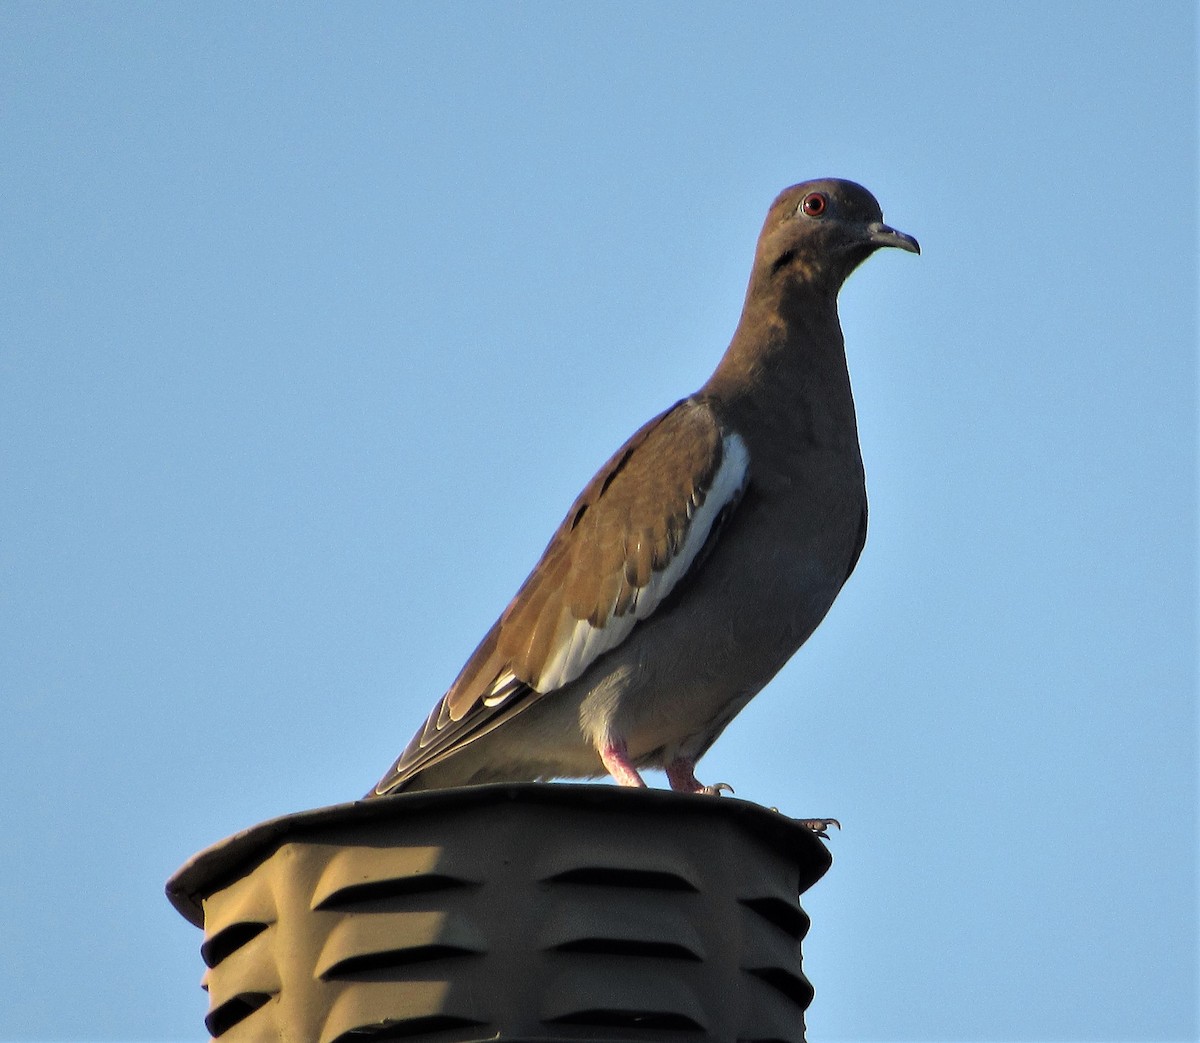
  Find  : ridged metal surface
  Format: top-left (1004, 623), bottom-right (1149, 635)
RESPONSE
top-left (167, 784), bottom-right (831, 1043)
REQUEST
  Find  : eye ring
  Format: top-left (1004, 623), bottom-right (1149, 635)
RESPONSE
top-left (800, 192), bottom-right (827, 217)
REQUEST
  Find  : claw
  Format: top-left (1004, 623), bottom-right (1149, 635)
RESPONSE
top-left (795, 817), bottom-right (841, 840)
top-left (698, 782), bottom-right (735, 796)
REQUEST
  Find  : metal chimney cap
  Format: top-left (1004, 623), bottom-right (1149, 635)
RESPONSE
top-left (166, 783), bottom-right (831, 928)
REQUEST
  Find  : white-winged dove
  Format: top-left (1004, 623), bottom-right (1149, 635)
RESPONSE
top-left (368, 178), bottom-right (918, 799)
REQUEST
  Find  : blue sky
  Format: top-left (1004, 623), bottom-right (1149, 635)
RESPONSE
top-left (1, 3), bottom-right (1195, 1041)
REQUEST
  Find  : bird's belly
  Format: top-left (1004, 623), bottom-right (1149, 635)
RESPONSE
top-left (582, 482), bottom-right (864, 760)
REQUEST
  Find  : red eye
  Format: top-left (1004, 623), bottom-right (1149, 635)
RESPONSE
top-left (801, 192), bottom-right (827, 217)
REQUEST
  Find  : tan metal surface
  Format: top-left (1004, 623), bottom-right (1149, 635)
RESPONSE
top-left (168, 784), bottom-right (831, 1042)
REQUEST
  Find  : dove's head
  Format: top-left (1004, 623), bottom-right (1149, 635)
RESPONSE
top-left (755, 178), bottom-right (919, 291)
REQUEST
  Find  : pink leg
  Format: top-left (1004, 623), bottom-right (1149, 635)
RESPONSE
top-left (666, 759), bottom-right (703, 793)
top-left (599, 738), bottom-right (647, 788)
top-left (667, 758), bottom-right (734, 796)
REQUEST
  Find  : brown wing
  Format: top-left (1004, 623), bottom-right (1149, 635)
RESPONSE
top-left (369, 396), bottom-right (749, 795)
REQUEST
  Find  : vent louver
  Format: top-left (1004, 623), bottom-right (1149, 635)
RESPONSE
top-left (169, 784), bottom-right (831, 1042)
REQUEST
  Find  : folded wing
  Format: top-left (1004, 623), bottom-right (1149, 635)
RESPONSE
top-left (370, 396), bottom-right (749, 794)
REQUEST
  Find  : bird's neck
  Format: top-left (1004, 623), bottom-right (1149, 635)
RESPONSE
top-left (701, 279), bottom-right (859, 454)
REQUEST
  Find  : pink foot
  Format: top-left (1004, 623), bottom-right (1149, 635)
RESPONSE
top-left (599, 738), bottom-right (647, 788)
top-left (666, 759), bottom-right (734, 796)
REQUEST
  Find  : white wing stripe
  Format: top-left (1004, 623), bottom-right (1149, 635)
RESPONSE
top-left (534, 432), bottom-right (749, 692)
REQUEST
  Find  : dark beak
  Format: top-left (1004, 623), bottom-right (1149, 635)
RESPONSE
top-left (867, 220), bottom-right (920, 255)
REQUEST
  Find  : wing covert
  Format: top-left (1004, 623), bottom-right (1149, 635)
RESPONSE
top-left (370, 396), bottom-right (749, 794)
